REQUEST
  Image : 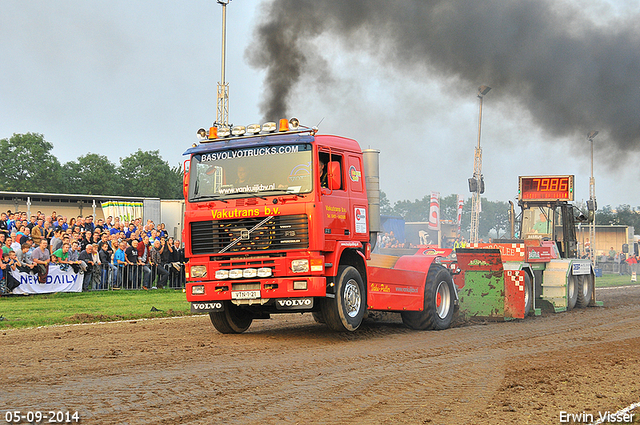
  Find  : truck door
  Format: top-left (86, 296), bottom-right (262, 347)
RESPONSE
top-left (320, 150), bottom-right (350, 241)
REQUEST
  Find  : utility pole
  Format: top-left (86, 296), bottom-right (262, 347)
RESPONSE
top-left (469, 85), bottom-right (491, 244)
top-left (587, 131), bottom-right (598, 266)
top-left (215, 0), bottom-right (231, 129)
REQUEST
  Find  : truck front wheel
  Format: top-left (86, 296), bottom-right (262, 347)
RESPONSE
top-left (402, 266), bottom-right (455, 330)
top-left (322, 266), bottom-right (366, 332)
top-left (209, 302), bottom-right (253, 334)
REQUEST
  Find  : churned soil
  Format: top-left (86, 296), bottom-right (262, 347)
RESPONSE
top-left (2, 285), bottom-right (640, 424)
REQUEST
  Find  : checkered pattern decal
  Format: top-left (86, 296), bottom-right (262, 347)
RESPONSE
top-left (466, 243), bottom-right (526, 261)
top-left (506, 270), bottom-right (525, 292)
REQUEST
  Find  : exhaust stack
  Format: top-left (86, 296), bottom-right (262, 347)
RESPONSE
top-left (362, 149), bottom-right (381, 248)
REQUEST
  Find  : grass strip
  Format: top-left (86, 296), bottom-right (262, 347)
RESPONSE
top-left (0, 289), bottom-right (196, 329)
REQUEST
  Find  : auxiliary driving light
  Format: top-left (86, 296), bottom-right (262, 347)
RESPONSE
top-left (289, 117), bottom-right (300, 130)
top-left (262, 122), bottom-right (277, 132)
top-left (231, 126), bottom-right (246, 136)
top-left (257, 267), bottom-right (272, 278)
top-left (191, 285), bottom-right (205, 295)
top-left (243, 268), bottom-right (258, 278)
top-left (247, 124), bottom-right (261, 134)
top-left (229, 269), bottom-right (243, 279)
top-left (215, 270), bottom-right (229, 280)
top-left (218, 127), bottom-right (231, 138)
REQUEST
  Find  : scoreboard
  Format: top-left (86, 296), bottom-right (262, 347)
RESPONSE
top-left (518, 175), bottom-right (574, 202)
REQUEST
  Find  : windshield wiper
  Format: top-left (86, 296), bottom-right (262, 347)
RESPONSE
top-left (190, 195), bottom-right (228, 203)
top-left (252, 189), bottom-right (305, 197)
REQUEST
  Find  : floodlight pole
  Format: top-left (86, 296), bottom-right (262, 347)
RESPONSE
top-left (216, 0), bottom-right (231, 128)
top-left (588, 131), bottom-right (598, 266)
top-left (470, 85), bottom-right (491, 244)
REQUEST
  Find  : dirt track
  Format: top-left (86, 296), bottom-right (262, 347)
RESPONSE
top-left (3, 285), bottom-right (640, 425)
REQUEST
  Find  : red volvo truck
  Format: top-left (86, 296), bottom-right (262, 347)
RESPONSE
top-left (183, 118), bottom-right (460, 333)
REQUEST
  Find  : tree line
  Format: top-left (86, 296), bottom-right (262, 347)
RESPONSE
top-left (0, 133), bottom-right (183, 199)
top-left (381, 192), bottom-right (640, 241)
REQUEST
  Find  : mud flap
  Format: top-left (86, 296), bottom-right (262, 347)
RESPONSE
top-left (455, 249), bottom-right (525, 320)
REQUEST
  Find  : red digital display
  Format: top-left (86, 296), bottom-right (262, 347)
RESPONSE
top-left (518, 175), bottom-right (574, 201)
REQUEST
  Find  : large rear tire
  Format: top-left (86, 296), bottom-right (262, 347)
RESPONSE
top-left (402, 266), bottom-right (455, 330)
top-left (209, 301), bottom-right (253, 334)
top-left (576, 274), bottom-right (594, 308)
top-left (322, 266), bottom-right (366, 332)
top-left (567, 275), bottom-right (578, 310)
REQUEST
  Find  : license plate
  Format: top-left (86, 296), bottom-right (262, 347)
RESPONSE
top-left (231, 290), bottom-right (261, 300)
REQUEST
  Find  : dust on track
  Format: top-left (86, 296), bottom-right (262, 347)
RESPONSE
top-left (2, 286), bottom-right (640, 425)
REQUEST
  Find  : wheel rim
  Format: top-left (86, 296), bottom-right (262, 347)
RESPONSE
top-left (524, 282), bottom-right (530, 308)
top-left (435, 280), bottom-right (451, 319)
top-left (343, 279), bottom-right (361, 318)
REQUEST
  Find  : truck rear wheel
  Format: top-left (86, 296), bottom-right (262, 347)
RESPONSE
top-left (209, 301), bottom-right (253, 334)
top-left (402, 266), bottom-right (455, 330)
top-left (567, 275), bottom-right (578, 310)
top-left (322, 266), bottom-right (365, 332)
top-left (576, 274), bottom-right (593, 308)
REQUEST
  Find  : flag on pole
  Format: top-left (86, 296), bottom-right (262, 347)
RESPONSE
top-left (457, 194), bottom-right (464, 234)
top-left (428, 191), bottom-right (441, 230)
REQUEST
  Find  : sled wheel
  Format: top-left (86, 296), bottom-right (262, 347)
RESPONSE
top-left (576, 274), bottom-right (593, 308)
top-left (402, 265), bottom-right (455, 330)
top-left (209, 301), bottom-right (253, 334)
top-left (322, 266), bottom-right (365, 332)
top-left (567, 275), bottom-right (578, 310)
top-left (524, 273), bottom-right (533, 316)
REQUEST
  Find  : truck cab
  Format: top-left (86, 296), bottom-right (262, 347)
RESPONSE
top-left (183, 119), bottom-right (375, 332)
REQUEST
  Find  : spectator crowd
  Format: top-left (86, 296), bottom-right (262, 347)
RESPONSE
top-left (0, 210), bottom-right (186, 294)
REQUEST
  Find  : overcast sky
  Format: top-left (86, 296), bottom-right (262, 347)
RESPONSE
top-left (1, 0), bottom-right (639, 210)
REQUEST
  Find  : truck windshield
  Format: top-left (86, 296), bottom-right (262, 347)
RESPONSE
top-left (188, 143), bottom-right (313, 201)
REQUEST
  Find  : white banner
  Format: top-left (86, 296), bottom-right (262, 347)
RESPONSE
top-left (428, 191), bottom-right (441, 231)
top-left (10, 265), bottom-right (83, 295)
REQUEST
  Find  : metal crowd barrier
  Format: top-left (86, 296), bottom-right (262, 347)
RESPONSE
top-left (95, 263), bottom-right (186, 291)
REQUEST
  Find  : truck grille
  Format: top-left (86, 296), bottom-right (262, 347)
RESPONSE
top-left (190, 214), bottom-right (309, 255)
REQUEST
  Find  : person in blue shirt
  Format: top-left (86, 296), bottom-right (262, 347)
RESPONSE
top-left (112, 241), bottom-right (127, 289)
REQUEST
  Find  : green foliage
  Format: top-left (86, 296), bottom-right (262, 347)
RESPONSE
top-left (0, 133), bottom-right (63, 192)
top-left (0, 133), bottom-right (183, 198)
top-left (596, 204), bottom-right (640, 231)
top-left (118, 149), bottom-right (183, 199)
top-left (382, 191), bottom-right (510, 241)
top-left (62, 153), bottom-right (122, 195)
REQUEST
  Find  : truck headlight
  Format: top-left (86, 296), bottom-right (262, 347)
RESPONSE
top-left (191, 285), bottom-right (205, 295)
top-left (291, 259), bottom-right (309, 273)
top-left (191, 266), bottom-right (207, 278)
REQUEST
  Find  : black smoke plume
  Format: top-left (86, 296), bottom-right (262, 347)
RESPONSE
top-left (248, 0), bottom-right (640, 155)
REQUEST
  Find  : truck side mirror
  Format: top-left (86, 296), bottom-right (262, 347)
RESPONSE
top-left (328, 161), bottom-right (341, 190)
